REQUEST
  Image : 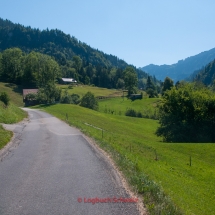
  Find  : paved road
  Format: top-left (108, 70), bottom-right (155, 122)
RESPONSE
top-left (0, 109), bottom-right (141, 215)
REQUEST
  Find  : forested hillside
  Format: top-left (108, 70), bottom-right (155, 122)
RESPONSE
top-left (195, 59), bottom-right (215, 85)
top-left (0, 18), bottom-right (157, 89)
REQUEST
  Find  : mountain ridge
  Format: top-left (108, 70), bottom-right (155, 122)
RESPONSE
top-left (140, 48), bottom-right (215, 82)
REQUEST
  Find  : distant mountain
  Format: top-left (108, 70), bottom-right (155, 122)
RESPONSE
top-left (139, 48), bottom-right (215, 82)
top-left (194, 59), bottom-right (215, 85)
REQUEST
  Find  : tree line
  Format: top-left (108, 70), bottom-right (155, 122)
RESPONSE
top-left (0, 48), bottom-right (159, 94)
top-left (0, 18), bottom-right (161, 90)
top-left (156, 79), bottom-right (215, 143)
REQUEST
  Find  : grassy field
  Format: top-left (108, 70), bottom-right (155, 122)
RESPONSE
top-left (58, 84), bottom-right (123, 98)
top-left (0, 82), bottom-right (24, 106)
top-left (37, 103), bottom-right (215, 215)
top-left (99, 96), bottom-right (160, 117)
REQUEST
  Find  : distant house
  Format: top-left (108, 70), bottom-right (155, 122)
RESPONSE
top-left (61, 78), bottom-right (77, 84)
top-left (23, 89), bottom-right (38, 106)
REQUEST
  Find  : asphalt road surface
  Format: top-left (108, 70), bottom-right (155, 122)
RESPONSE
top-left (0, 109), bottom-right (142, 215)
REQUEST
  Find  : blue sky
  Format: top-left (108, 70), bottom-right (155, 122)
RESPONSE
top-left (1, 0), bottom-right (215, 67)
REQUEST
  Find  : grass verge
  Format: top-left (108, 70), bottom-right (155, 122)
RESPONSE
top-left (36, 104), bottom-right (215, 215)
top-left (0, 101), bottom-right (27, 149)
top-left (0, 125), bottom-right (13, 150)
top-left (0, 102), bottom-right (27, 124)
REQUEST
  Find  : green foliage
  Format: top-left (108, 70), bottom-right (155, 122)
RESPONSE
top-left (125, 108), bottom-right (143, 118)
top-left (156, 83), bottom-right (215, 142)
top-left (162, 76), bottom-right (174, 95)
top-left (25, 93), bottom-right (37, 101)
top-left (80, 91), bottom-right (98, 110)
top-left (0, 91), bottom-right (10, 106)
top-left (71, 94), bottom-right (80, 104)
top-left (0, 18), bottom-right (161, 90)
top-left (146, 88), bottom-right (158, 98)
top-left (1, 48), bottom-right (24, 84)
top-left (195, 58), bottom-right (215, 85)
top-left (37, 83), bottom-right (61, 104)
top-left (123, 66), bottom-right (138, 95)
top-left (146, 76), bottom-right (158, 98)
top-left (60, 90), bottom-right (80, 104)
top-left (23, 51), bottom-right (61, 88)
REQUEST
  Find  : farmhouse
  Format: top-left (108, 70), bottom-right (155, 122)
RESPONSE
top-left (61, 78), bottom-right (77, 84)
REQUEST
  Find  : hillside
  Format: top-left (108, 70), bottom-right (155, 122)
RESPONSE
top-left (0, 18), bottom-right (127, 69)
top-left (0, 18), bottom-right (155, 88)
top-left (194, 59), bottom-right (215, 85)
top-left (0, 82), bottom-right (23, 106)
top-left (140, 48), bottom-right (215, 82)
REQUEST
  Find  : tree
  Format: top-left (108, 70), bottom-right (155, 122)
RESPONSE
top-left (162, 77), bottom-right (174, 95)
top-left (123, 67), bottom-right (138, 95)
top-left (80, 92), bottom-right (98, 110)
top-left (22, 52), bottom-right (60, 88)
top-left (1, 48), bottom-right (24, 84)
top-left (146, 76), bottom-right (158, 98)
top-left (156, 83), bottom-right (215, 142)
top-left (0, 92), bottom-right (10, 106)
top-left (37, 83), bottom-right (61, 104)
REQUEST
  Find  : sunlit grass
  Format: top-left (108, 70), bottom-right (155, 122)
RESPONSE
top-left (57, 84), bottom-right (123, 98)
top-left (0, 82), bottom-right (24, 106)
top-left (98, 96), bottom-right (160, 117)
top-left (0, 102), bottom-right (27, 124)
top-left (38, 103), bottom-right (215, 215)
top-left (0, 125), bottom-right (12, 150)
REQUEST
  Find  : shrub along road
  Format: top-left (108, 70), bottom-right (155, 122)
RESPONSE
top-left (0, 109), bottom-right (143, 215)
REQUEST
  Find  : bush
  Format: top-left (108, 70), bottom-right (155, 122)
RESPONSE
top-left (37, 83), bottom-right (61, 104)
top-left (80, 91), bottom-right (98, 110)
top-left (125, 109), bottom-right (137, 117)
top-left (156, 83), bottom-right (215, 142)
top-left (70, 94), bottom-right (80, 104)
top-left (0, 92), bottom-right (10, 106)
top-left (146, 88), bottom-right (158, 98)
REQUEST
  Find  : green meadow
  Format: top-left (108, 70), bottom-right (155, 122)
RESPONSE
top-left (99, 96), bottom-right (160, 117)
top-left (38, 103), bottom-right (215, 215)
top-left (58, 84), bottom-right (123, 98)
top-left (1, 81), bottom-right (215, 214)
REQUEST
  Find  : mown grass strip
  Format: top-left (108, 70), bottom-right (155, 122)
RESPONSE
top-left (36, 104), bottom-right (215, 215)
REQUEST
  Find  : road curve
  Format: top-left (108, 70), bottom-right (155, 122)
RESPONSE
top-left (0, 108), bottom-right (142, 215)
